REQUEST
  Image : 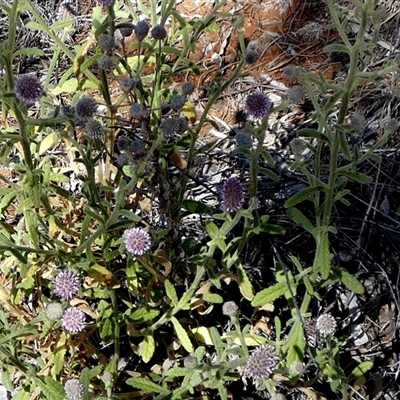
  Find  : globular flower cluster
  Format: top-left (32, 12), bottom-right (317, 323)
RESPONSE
top-left (316, 313), bottom-right (337, 335)
top-left (222, 301), bottom-right (238, 317)
top-left (245, 92), bottom-right (271, 119)
top-left (287, 85), bottom-right (306, 104)
top-left (53, 270), bottom-right (79, 301)
top-left (98, 0), bottom-right (115, 7)
top-left (75, 95), bottom-right (97, 120)
top-left (98, 34), bottom-right (114, 52)
top-left (85, 119), bottom-right (104, 141)
top-left (124, 227), bottom-right (152, 256)
top-left (245, 344), bottom-right (277, 381)
top-left (45, 302), bottom-right (64, 321)
top-left (97, 55), bottom-right (113, 70)
top-left (64, 378), bottom-right (84, 400)
top-left (61, 307), bottom-right (86, 333)
top-left (220, 177), bottom-right (246, 212)
top-left (135, 20), bottom-right (150, 42)
top-left (151, 24), bottom-right (167, 40)
top-left (14, 75), bottom-right (43, 104)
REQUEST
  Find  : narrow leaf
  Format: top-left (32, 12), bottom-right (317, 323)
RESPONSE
top-left (287, 207), bottom-right (315, 234)
top-left (338, 132), bottom-right (352, 160)
top-left (298, 128), bottom-right (331, 143)
top-left (182, 200), bottom-right (213, 214)
top-left (332, 267), bottom-right (364, 294)
top-left (341, 170), bottom-right (373, 184)
top-left (348, 361), bottom-right (373, 381)
top-left (284, 186), bottom-right (323, 208)
top-left (237, 262), bottom-right (254, 300)
top-left (251, 282), bottom-right (287, 307)
top-left (171, 317), bottom-right (193, 353)
top-left (165, 280), bottom-right (178, 306)
top-left (284, 320), bottom-right (305, 365)
top-left (126, 377), bottom-right (170, 394)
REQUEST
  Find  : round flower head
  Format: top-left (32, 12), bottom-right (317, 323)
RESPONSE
top-left (151, 25), bottom-right (167, 40)
top-left (64, 378), bottom-right (84, 400)
top-left (350, 114), bottom-right (366, 133)
top-left (159, 117), bottom-right (181, 137)
top-left (170, 94), bottom-right (185, 111)
top-left (53, 270), bottom-right (79, 300)
top-left (130, 103), bottom-right (147, 120)
top-left (131, 139), bottom-right (146, 155)
top-left (222, 301), bottom-right (238, 317)
top-left (116, 153), bottom-right (130, 167)
top-left (289, 361), bottom-right (305, 377)
top-left (220, 177), bottom-right (246, 212)
top-left (236, 130), bottom-right (252, 148)
top-left (98, 0), bottom-right (115, 7)
top-left (245, 92), bottom-right (271, 119)
top-left (85, 119), bottom-right (104, 141)
top-left (124, 227), bottom-right (151, 256)
top-left (120, 24), bottom-right (134, 37)
top-left (245, 41), bottom-right (260, 64)
top-left (316, 313), bottom-right (337, 335)
top-left (14, 74), bottom-right (43, 104)
top-left (120, 77), bottom-right (135, 92)
top-left (182, 81), bottom-right (195, 96)
top-left (61, 307), bottom-right (86, 333)
top-left (231, 13), bottom-right (244, 29)
top-left (97, 54), bottom-right (113, 70)
top-left (287, 85), bottom-right (306, 104)
top-left (75, 95), bottom-right (97, 119)
top-left (283, 65), bottom-right (299, 81)
top-left (98, 34), bottom-right (114, 52)
top-left (116, 136), bottom-right (130, 152)
top-left (184, 355), bottom-right (198, 369)
top-left (245, 344), bottom-right (277, 381)
top-left (45, 302), bottom-right (64, 321)
top-left (134, 20), bottom-right (150, 42)
top-left (385, 118), bottom-right (399, 132)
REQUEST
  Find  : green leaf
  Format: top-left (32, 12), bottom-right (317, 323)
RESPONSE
top-left (317, 234), bottom-right (331, 279)
top-left (52, 78), bottom-right (78, 95)
top-left (259, 223), bottom-right (286, 235)
top-left (324, 43), bottom-right (351, 53)
top-left (284, 186), bottom-right (323, 208)
top-left (13, 47), bottom-right (45, 57)
top-left (201, 292), bottom-right (223, 303)
top-left (127, 306), bottom-right (160, 323)
top-left (338, 132), bottom-right (352, 160)
top-left (237, 262), bottom-right (254, 300)
top-left (283, 320), bottom-right (305, 365)
top-left (251, 282), bottom-right (287, 306)
top-left (165, 280), bottom-right (179, 306)
top-left (50, 18), bottom-right (75, 31)
top-left (260, 167), bottom-right (280, 181)
top-left (139, 332), bottom-right (156, 363)
top-left (341, 170), bottom-right (373, 184)
top-left (297, 128), bottom-right (331, 143)
top-left (171, 317), bottom-right (194, 353)
top-left (286, 207), bottom-right (315, 234)
top-left (331, 267), bottom-right (364, 294)
top-left (126, 377), bottom-right (170, 395)
top-left (51, 335), bottom-right (66, 377)
top-left (39, 132), bottom-right (59, 155)
top-left (35, 376), bottom-right (65, 400)
top-left (205, 220), bottom-right (219, 238)
top-left (182, 200), bottom-right (213, 214)
top-left (348, 361), bottom-right (373, 381)
top-left (25, 21), bottom-right (45, 31)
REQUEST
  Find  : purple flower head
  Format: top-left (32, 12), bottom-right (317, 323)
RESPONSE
top-left (245, 344), bottom-right (277, 381)
top-left (85, 119), bottom-right (104, 141)
top-left (53, 270), bottom-right (79, 300)
top-left (61, 307), bottom-right (86, 333)
top-left (14, 75), bottom-right (43, 104)
top-left (182, 81), bottom-right (195, 96)
top-left (151, 25), bottom-right (167, 40)
top-left (245, 92), bottom-right (271, 119)
top-left (75, 95), bottom-right (97, 119)
top-left (316, 313), bottom-right (336, 335)
top-left (124, 227), bottom-right (151, 256)
top-left (170, 94), bottom-right (185, 111)
top-left (134, 20), bottom-right (150, 42)
top-left (98, 34), bottom-right (114, 52)
top-left (220, 177), bottom-right (246, 212)
top-left (98, 0), bottom-right (115, 6)
top-left (222, 301), bottom-right (238, 316)
top-left (64, 378), bottom-right (84, 400)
